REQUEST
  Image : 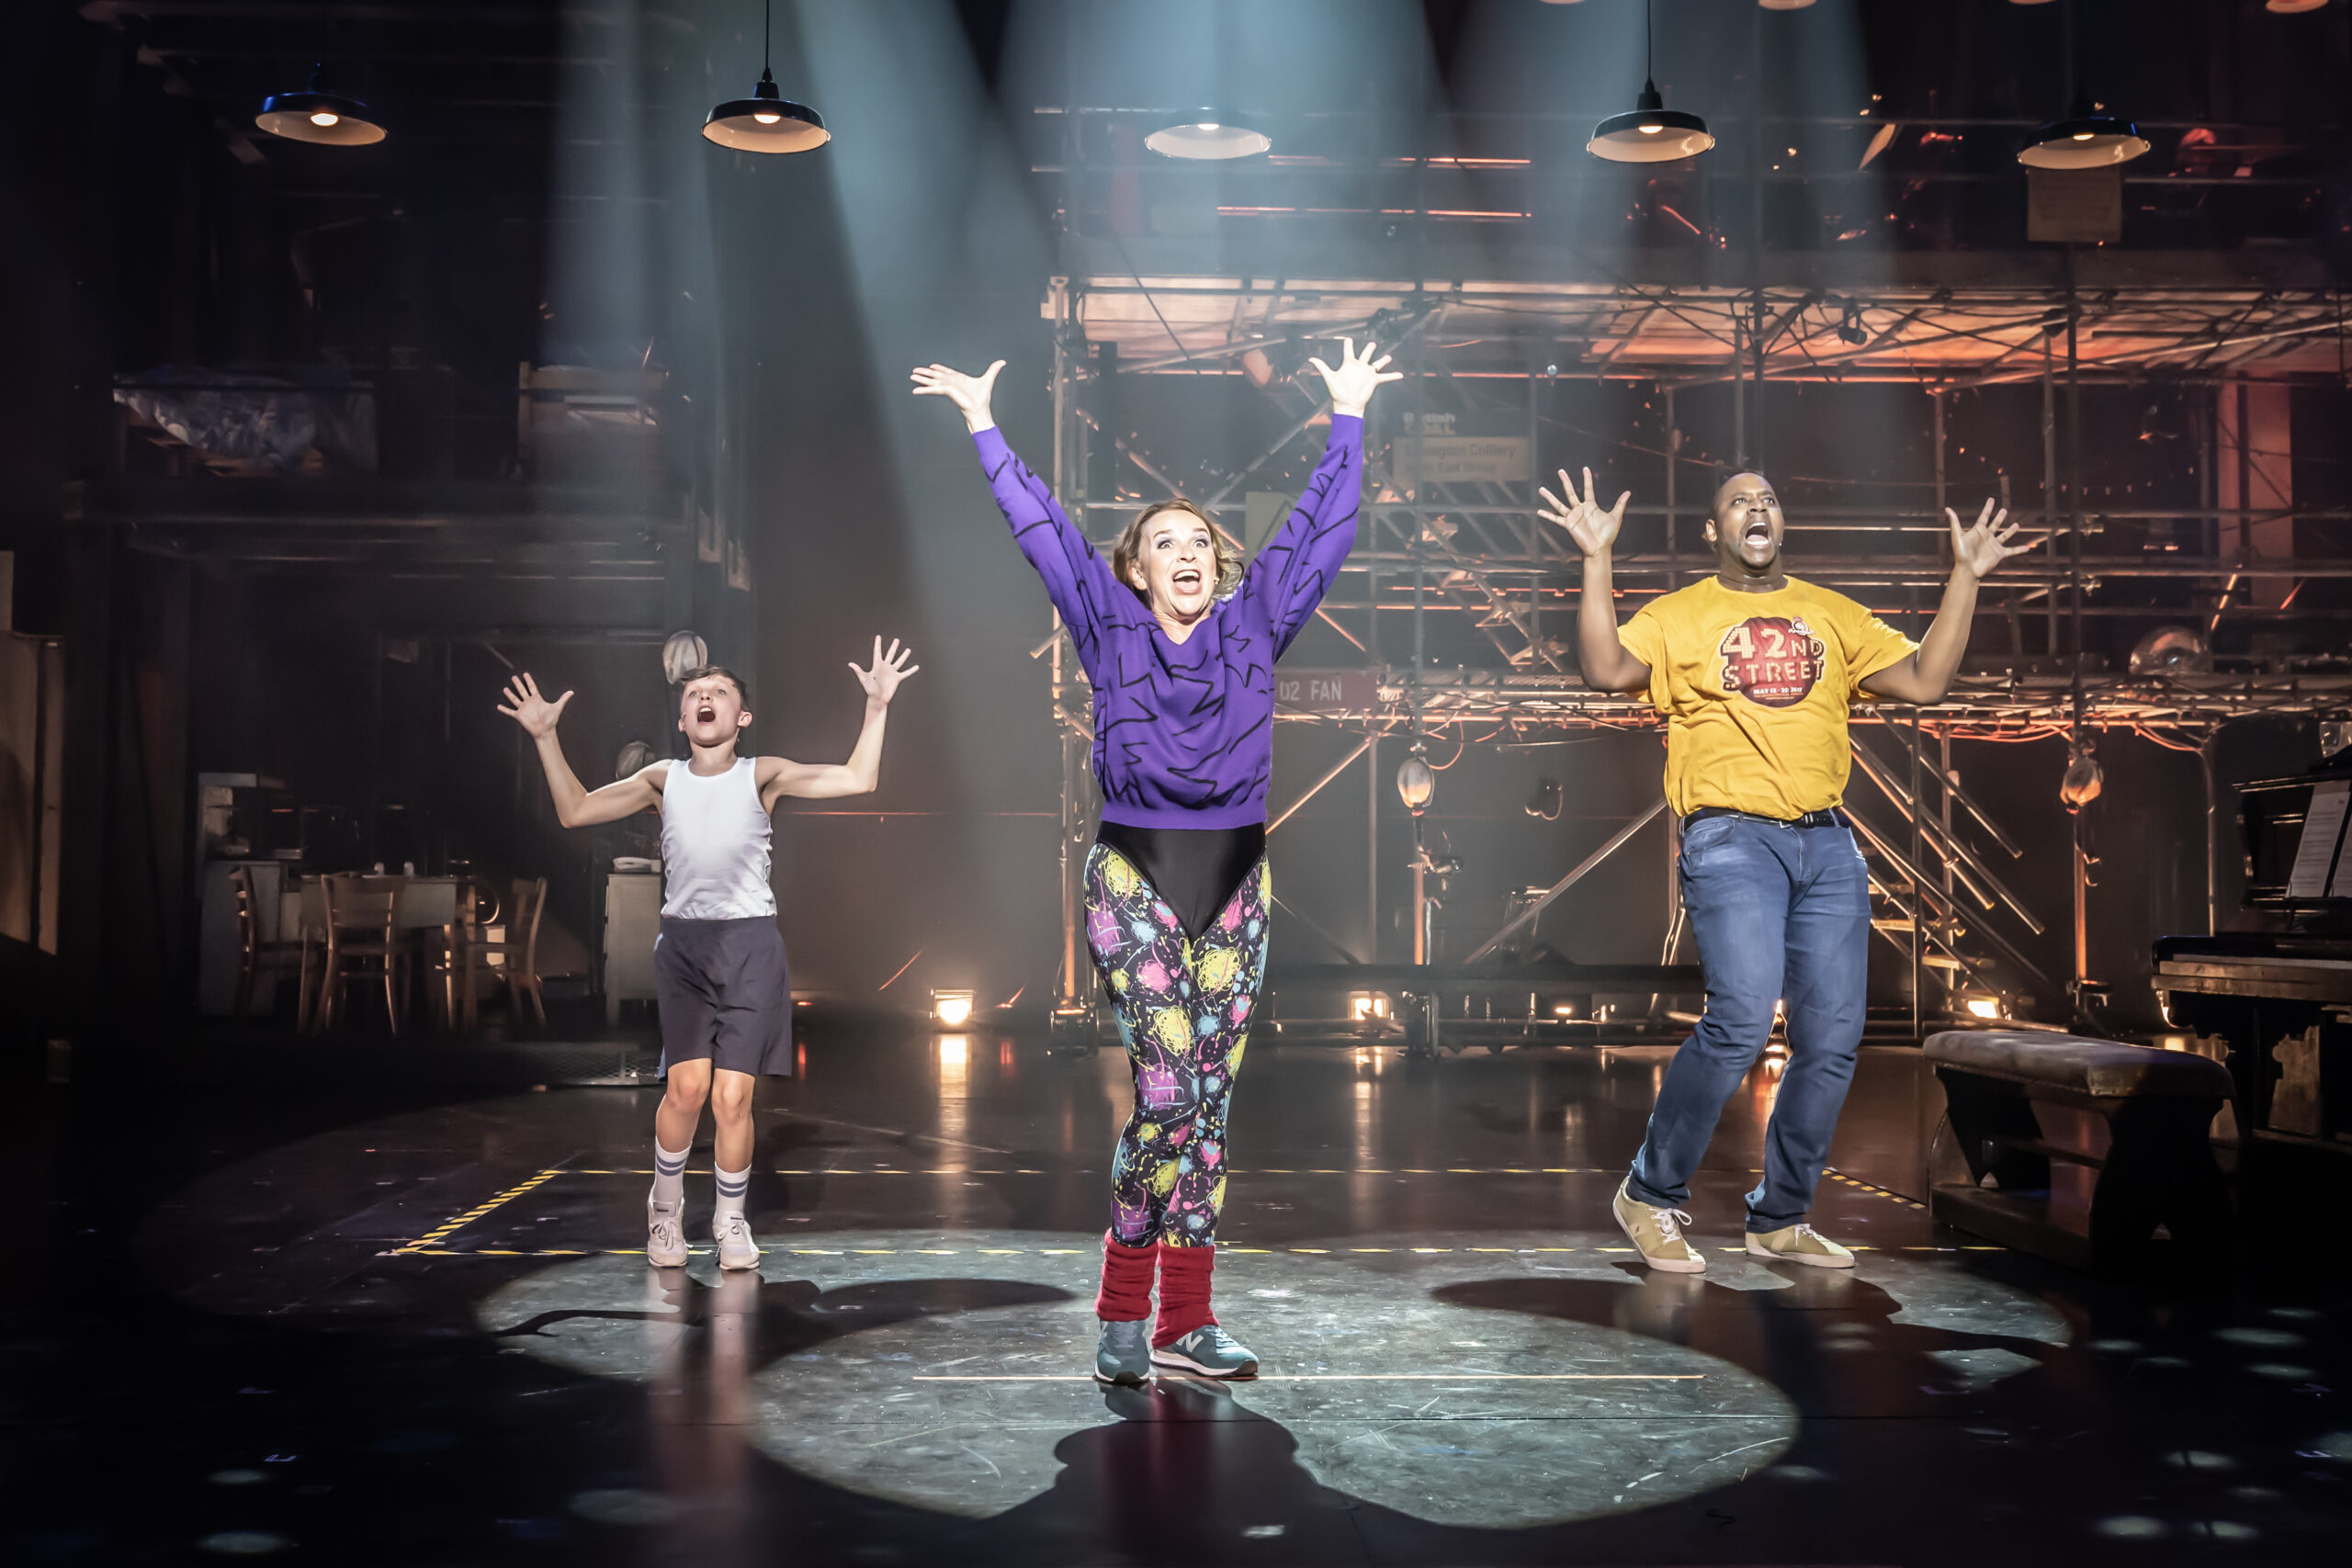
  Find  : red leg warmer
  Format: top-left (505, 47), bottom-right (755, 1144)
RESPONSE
top-left (1093, 1230), bottom-right (1157, 1322)
top-left (1153, 1242), bottom-right (1218, 1348)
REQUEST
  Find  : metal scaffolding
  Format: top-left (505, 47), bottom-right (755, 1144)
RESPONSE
top-left (1035, 244), bottom-right (2352, 1043)
top-left (1027, 39), bottom-right (2352, 1037)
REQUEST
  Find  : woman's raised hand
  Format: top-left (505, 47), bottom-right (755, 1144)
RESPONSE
top-left (1535, 467), bottom-right (1632, 559)
top-left (495, 671), bottom-right (573, 737)
top-left (1306, 336), bottom-right (1405, 419)
top-left (910, 360), bottom-right (1005, 434)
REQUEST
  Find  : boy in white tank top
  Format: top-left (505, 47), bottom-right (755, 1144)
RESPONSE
top-left (498, 640), bottom-right (919, 1269)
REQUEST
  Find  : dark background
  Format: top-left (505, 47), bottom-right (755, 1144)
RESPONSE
top-left (5, 0), bottom-right (2349, 1043)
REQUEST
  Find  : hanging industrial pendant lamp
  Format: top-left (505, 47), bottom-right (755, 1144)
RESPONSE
top-left (254, 65), bottom-right (386, 146)
top-left (704, 0), bottom-right (828, 153)
top-left (1145, 108), bottom-right (1271, 161)
top-left (1588, 2), bottom-right (1713, 164)
top-left (2018, 98), bottom-right (2149, 168)
top-left (2017, 0), bottom-right (2148, 168)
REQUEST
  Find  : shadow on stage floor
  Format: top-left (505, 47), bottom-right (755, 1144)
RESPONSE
top-left (7, 1024), bottom-right (2350, 1565)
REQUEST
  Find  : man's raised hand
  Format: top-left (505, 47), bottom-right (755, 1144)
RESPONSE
top-left (850, 637), bottom-right (921, 705)
top-left (1306, 336), bottom-right (1405, 419)
top-left (910, 360), bottom-right (1005, 433)
top-left (1949, 498), bottom-right (2040, 581)
top-left (1537, 467), bottom-right (1632, 559)
top-left (496, 672), bottom-right (572, 737)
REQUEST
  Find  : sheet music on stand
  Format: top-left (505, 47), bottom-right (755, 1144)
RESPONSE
top-left (2290, 779), bottom-right (2352, 897)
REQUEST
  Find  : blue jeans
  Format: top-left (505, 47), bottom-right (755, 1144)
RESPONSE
top-left (1627, 814), bottom-right (1871, 1232)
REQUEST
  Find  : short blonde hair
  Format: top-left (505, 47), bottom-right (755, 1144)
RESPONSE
top-left (1111, 499), bottom-right (1244, 602)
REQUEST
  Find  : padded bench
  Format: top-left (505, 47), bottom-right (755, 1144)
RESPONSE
top-left (1924, 1030), bottom-right (2233, 1274)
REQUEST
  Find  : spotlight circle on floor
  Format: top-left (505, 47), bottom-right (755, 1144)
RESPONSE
top-left (704, 72), bottom-right (829, 153)
top-left (2018, 107), bottom-right (2149, 168)
top-left (1589, 85), bottom-right (1713, 163)
top-left (255, 89), bottom-right (385, 146)
top-left (1145, 110), bottom-right (1271, 161)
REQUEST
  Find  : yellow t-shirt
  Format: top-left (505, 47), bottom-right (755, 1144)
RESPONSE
top-left (1618, 574), bottom-right (1917, 819)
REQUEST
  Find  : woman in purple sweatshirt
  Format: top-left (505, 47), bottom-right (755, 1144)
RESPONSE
top-left (914, 339), bottom-right (1398, 1383)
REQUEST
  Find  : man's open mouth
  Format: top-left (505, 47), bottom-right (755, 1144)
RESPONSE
top-left (1744, 522), bottom-right (1771, 545)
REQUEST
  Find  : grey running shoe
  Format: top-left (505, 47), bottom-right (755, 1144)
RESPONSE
top-left (647, 1201), bottom-right (687, 1268)
top-left (714, 1211), bottom-right (761, 1271)
top-left (1093, 1318), bottom-right (1151, 1385)
top-left (1150, 1325), bottom-right (1259, 1379)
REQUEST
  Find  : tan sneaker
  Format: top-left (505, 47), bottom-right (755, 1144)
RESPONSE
top-left (1611, 1177), bottom-right (1705, 1273)
top-left (1745, 1223), bottom-right (1854, 1269)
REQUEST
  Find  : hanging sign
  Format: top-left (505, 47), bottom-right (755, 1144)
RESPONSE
top-left (1276, 668), bottom-right (1384, 716)
top-left (1396, 410), bottom-right (1531, 489)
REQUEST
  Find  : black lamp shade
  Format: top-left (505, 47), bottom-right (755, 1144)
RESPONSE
top-left (1145, 109), bottom-right (1271, 161)
top-left (2018, 109), bottom-right (2149, 169)
top-left (1588, 84), bottom-right (1712, 164)
top-left (255, 89), bottom-right (386, 146)
top-left (703, 75), bottom-right (829, 153)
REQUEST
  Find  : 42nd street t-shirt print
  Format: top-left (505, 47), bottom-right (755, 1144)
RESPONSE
top-left (1714, 615), bottom-right (1827, 708)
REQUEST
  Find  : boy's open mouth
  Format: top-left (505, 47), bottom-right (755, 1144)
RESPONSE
top-left (697, 705), bottom-right (717, 723)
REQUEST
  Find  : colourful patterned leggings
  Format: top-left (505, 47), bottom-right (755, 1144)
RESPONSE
top-left (1083, 843), bottom-right (1270, 1249)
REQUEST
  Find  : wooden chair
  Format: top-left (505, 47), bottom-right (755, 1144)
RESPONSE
top-left (313, 873), bottom-right (410, 1034)
top-left (229, 864), bottom-right (313, 1029)
top-left (425, 877), bottom-right (503, 1032)
top-left (466, 876), bottom-right (548, 1030)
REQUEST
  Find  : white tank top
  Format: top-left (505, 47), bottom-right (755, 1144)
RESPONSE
top-left (657, 757), bottom-right (776, 919)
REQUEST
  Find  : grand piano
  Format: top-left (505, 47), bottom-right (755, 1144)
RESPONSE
top-left (2152, 763), bottom-right (2352, 1152)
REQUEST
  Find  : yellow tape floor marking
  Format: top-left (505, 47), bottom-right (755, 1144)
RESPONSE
top-left (393, 1168), bottom-right (565, 1255)
top-left (1821, 1167), bottom-right (1930, 1211)
top-left (393, 1242), bottom-right (1995, 1260)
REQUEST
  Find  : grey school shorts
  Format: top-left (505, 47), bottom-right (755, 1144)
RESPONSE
top-left (653, 916), bottom-right (794, 1077)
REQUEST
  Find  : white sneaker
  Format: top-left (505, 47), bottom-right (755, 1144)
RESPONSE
top-left (715, 1211), bottom-right (761, 1271)
top-left (647, 1201), bottom-right (687, 1268)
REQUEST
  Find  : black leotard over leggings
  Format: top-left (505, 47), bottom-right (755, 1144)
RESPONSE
top-left (1093, 822), bottom-right (1267, 943)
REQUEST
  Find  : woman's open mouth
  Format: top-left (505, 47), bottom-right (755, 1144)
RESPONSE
top-left (1173, 569), bottom-right (1203, 591)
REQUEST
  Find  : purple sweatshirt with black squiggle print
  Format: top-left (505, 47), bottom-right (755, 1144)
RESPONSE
top-left (972, 415), bottom-right (1363, 829)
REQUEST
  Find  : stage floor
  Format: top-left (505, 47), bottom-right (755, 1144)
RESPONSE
top-left (10, 1030), bottom-right (2350, 1564)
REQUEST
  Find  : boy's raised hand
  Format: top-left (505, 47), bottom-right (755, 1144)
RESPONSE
top-left (496, 671), bottom-right (572, 736)
top-left (851, 637), bottom-right (921, 705)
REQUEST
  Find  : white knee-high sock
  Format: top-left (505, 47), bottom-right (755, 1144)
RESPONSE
top-left (714, 1161), bottom-right (751, 1224)
top-left (650, 1138), bottom-right (690, 1213)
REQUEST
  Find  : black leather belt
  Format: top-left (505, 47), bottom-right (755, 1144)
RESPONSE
top-left (1685, 805), bottom-right (1846, 830)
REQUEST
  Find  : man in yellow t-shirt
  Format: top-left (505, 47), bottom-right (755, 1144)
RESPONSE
top-left (1540, 467), bottom-right (2035, 1273)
